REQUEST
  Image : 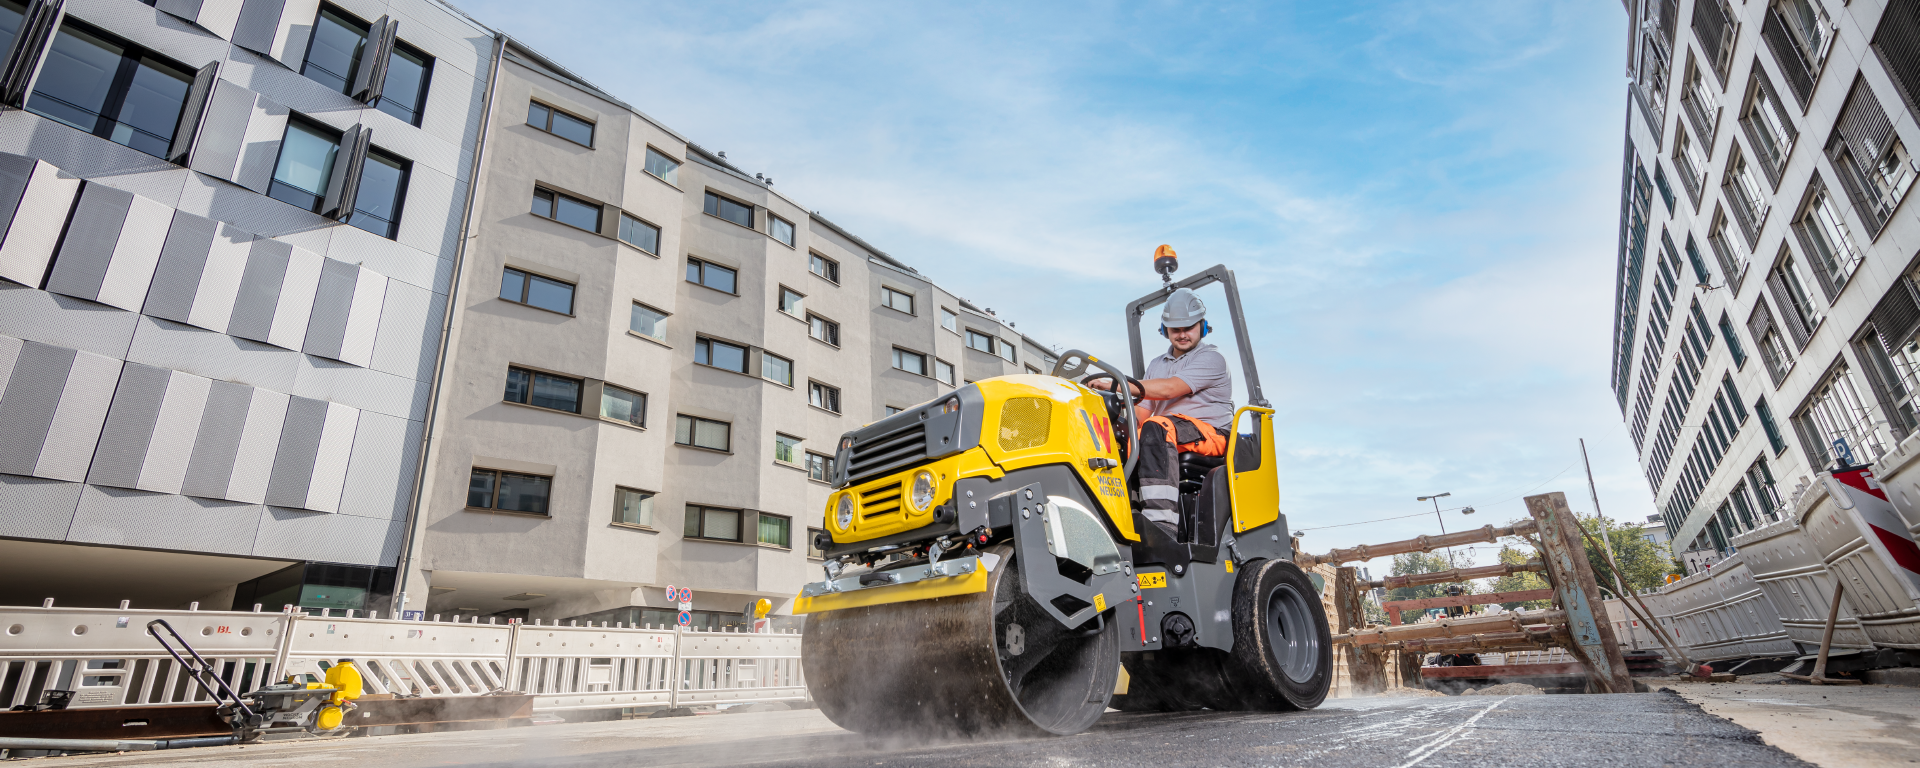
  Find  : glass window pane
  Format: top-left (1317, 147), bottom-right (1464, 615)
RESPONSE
top-left (601, 386), bottom-right (644, 426)
top-left (618, 213), bottom-right (659, 252)
top-left (935, 360), bottom-right (954, 385)
top-left (348, 152), bottom-right (406, 239)
top-left (554, 194), bottom-right (600, 231)
top-left (532, 189), bottom-right (553, 218)
top-left (615, 488), bottom-right (653, 526)
top-left (630, 304), bottom-right (666, 340)
top-left (684, 506), bottom-right (702, 536)
top-left (526, 275), bottom-right (573, 314)
top-left (704, 508), bottom-right (739, 541)
top-left (0, 1), bottom-right (25, 56)
top-left (111, 57), bottom-right (192, 157)
top-left (758, 515), bottom-right (789, 547)
top-left (780, 289), bottom-right (803, 315)
top-left (270, 122), bottom-right (339, 208)
top-left (686, 260), bottom-right (702, 283)
top-left (499, 268), bottom-right (526, 302)
top-left (770, 216), bottom-right (794, 246)
top-left (694, 418), bottom-right (728, 450)
top-left (763, 354), bottom-right (792, 386)
top-left (675, 415), bottom-right (692, 445)
top-left (302, 9), bottom-right (366, 94)
top-left (775, 435), bottom-right (799, 464)
top-left (28, 26), bottom-right (126, 134)
top-left (645, 148), bottom-right (679, 185)
top-left (466, 469), bottom-right (496, 508)
top-left (530, 372), bottom-right (580, 412)
top-left (375, 47), bottom-right (429, 124)
top-left (706, 263), bottom-right (736, 293)
top-left (504, 368), bottom-right (530, 404)
top-left (497, 472), bottom-right (550, 514)
top-left (710, 341), bottom-right (746, 372)
top-left (527, 102), bottom-right (549, 129)
top-left (550, 110), bottom-right (593, 146)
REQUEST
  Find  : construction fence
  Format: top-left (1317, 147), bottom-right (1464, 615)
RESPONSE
top-left (0, 606), bottom-right (805, 714)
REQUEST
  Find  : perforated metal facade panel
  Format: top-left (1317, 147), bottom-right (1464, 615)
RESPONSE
top-left (0, 472), bottom-right (82, 540)
top-left (370, 278), bottom-right (434, 379)
top-left (0, 342), bottom-right (74, 475)
top-left (0, 284), bottom-right (139, 359)
top-left (95, 194), bottom-right (173, 312)
top-left (305, 401), bottom-right (359, 512)
top-left (231, 93), bottom-right (288, 194)
top-left (181, 379), bottom-right (252, 499)
top-left (227, 236), bottom-right (289, 342)
top-left (338, 410), bottom-right (418, 520)
top-left (225, 387), bottom-right (287, 504)
top-left (45, 182), bottom-right (133, 301)
top-left (303, 258), bottom-right (358, 360)
top-left (252, 505), bottom-right (396, 564)
top-left (338, 269), bottom-right (387, 367)
top-left (265, 394), bottom-right (327, 507)
top-left (186, 222), bottom-right (254, 332)
top-left (267, 246), bottom-right (323, 350)
top-left (0, 153), bottom-right (36, 235)
top-left (143, 210), bottom-right (218, 323)
top-left (0, 162), bottom-right (81, 287)
top-left (34, 350), bottom-right (124, 482)
top-left (136, 370), bottom-right (213, 493)
top-left (86, 361), bottom-right (170, 489)
top-left (229, 0), bottom-right (284, 54)
top-left (0, 335), bottom-right (21, 397)
top-left (69, 484), bottom-right (263, 556)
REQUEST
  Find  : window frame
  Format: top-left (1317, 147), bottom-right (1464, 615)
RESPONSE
top-left (804, 452), bottom-right (833, 483)
top-left (612, 486), bottom-right (655, 528)
top-left (617, 211), bottom-right (662, 255)
top-left (683, 504), bottom-right (744, 542)
top-left (808, 313), bottom-right (840, 347)
top-left (526, 99), bottom-right (595, 147)
top-left (499, 266), bottom-right (576, 316)
top-left (941, 307), bottom-right (958, 334)
top-left (505, 365), bottom-right (584, 414)
top-left (643, 146), bottom-right (681, 186)
top-left (348, 146), bottom-right (410, 240)
top-left (774, 433), bottom-right (803, 466)
top-left (757, 511), bottom-right (792, 549)
top-left (685, 257), bottom-right (739, 295)
top-left (674, 414), bottom-right (733, 453)
top-left (532, 186), bottom-right (604, 233)
top-left (467, 467), bottom-right (553, 516)
top-left (762, 351), bottom-right (794, 388)
top-left (808, 252), bottom-right (840, 284)
top-left (778, 286), bottom-right (806, 318)
top-left (769, 214), bottom-right (795, 247)
top-left (880, 286), bottom-right (915, 315)
top-left (965, 329), bottom-right (996, 355)
top-left (629, 301), bottom-right (669, 342)
top-left (703, 191), bottom-right (754, 229)
top-left (599, 382), bottom-right (647, 428)
top-left (266, 115), bottom-right (342, 213)
top-left (26, 17), bottom-right (196, 160)
top-left (934, 358), bottom-right (955, 386)
top-left (808, 380), bottom-right (842, 414)
top-left (693, 336), bottom-right (751, 374)
top-left (298, 4), bottom-right (369, 95)
top-left (891, 347), bottom-right (928, 376)
top-left (373, 39), bottom-right (433, 127)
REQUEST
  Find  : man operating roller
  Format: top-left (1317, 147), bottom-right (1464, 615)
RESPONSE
top-left (1088, 282), bottom-right (1232, 534)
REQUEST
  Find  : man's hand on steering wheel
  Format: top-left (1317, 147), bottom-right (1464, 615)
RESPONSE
top-left (1086, 375), bottom-right (1145, 399)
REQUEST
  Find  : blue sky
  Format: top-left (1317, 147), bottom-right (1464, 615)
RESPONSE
top-left (461, 0), bottom-right (1638, 572)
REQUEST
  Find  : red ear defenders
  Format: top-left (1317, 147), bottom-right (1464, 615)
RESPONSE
top-left (1158, 321), bottom-right (1211, 338)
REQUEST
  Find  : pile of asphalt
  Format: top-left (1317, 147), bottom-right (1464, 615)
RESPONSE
top-left (1462, 682), bottom-right (1544, 696)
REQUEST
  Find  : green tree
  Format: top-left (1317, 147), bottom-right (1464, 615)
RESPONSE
top-left (1385, 552), bottom-right (1471, 624)
top-left (1579, 516), bottom-right (1678, 593)
top-left (1488, 545), bottom-right (1552, 610)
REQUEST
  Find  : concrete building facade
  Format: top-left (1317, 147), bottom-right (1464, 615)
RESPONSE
top-left (1611, 0), bottom-right (1920, 573)
top-left (407, 41), bottom-right (1055, 626)
top-left (0, 0), bottom-right (492, 611)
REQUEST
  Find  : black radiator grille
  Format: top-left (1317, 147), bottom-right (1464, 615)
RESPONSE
top-left (846, 422), bottom-right (928, 483)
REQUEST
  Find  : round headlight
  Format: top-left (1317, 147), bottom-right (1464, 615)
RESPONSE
top-left (911, 471), bottom-right (937, 511)
top-left (836, 494), bottom-right (855, 530)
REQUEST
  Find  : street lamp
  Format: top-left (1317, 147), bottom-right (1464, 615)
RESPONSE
top-left (1417, 492), bottom-right (1454, 565)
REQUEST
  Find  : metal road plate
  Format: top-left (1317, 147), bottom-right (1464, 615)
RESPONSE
top-left (799, 554), bottom-right (983, 598)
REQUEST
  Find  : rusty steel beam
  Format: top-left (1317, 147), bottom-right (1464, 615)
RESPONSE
top-left (1297, 520), bottom-right (1539, 568)
top-left (1379, 626), bottom-right (1570, 653)
top-left (1362, 561), bottom-right (1546, 591)
top-left (1333, 610), bottom-right (1566, 647)
top-left (1382, 588), bottom-right (1556, 625)
top-left (1527, 492), bottom-right (1633, 694)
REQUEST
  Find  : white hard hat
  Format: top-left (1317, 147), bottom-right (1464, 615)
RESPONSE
top-left (1161, 288), bottom-right (1206, 328)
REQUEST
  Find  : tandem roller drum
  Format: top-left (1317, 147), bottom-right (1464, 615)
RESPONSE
top-left (801, 545), bottom-right (1119, 737)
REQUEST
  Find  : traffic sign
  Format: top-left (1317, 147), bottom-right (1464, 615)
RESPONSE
top-left (676, 610), bottom-right (692, 627)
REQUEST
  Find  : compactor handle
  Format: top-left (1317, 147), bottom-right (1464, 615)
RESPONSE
top-left (1049, 350), bottom-right (1140, 478)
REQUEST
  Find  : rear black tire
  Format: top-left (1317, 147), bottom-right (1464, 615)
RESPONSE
top-left (1227, 558), bottom-right (1332, 710)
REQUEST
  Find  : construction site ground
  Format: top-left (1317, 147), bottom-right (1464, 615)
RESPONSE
top-left (26, 690), bottom-right (1840, 768)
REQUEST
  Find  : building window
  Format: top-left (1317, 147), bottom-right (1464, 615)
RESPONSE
top-left (1794, 365), bottom-right (1885, 468)
top-left (805, 452), bottom-right (832, 482)
top-left (533, 187), bottom-right (602, 232)
top-left (1827, 78), bottom-right (1912, 236)
top-left (1724, 147), bottom-right (1770, 243)
top-left (999, 341), bottom-right (1018, 364)
top-left (613, 487), bottom-right (653, 526)
top-left (758, 513), bottom-right (791, 548)
top-left (1719, 312), bottom-right (1746, 367)
top-left (807, 527), bottom-right (828, 558)
top-left (892, 348), bottom-right (927, 376)
top-left (1706, 209), bottom-right (1749, 286)
top-left (506, 367), bottom-right (583, 413)
top-left (941, 308), bottom-right (958, 333)
top-left (884, 405), bottom-right (903, 416)
top-left (27, 20), bottom-right (193, 159)
top-left (779, 287), bottom-right (805, 317)
top-left (881, 286), bottom-right (914, 314)
top-left (600, 384), bottom-right (646, 427)
top-left (934, 358), bottom-right (955, 386)
top-left (644, 147), bottom-right (680, 185)
top-left (375, 43), bottom-right (432, 126)
top-left (1757, 322), bottom-right (1794, 382)
top-left (684, 504), bottom-right (742, 542)
top-left (267, 119), bottom-right (340, 213)
top-left (1681, 59), bottom-right (1719, 141)
top-left (808, 314), bottom-right (839, 346)
top-left (966, 330), bottom-right (996, 355)
top-left (1860, 314), bottom-right (1920, 439)
top-left (630, 302), bottom-right (667, 341)
top-left (526, 101), bottom-right (593, 147)
top-left (618, 213), bottom-right (660, 253)
top-left (809, 253), bottom-right (839, 283)
top-left (468, 468), bottom-right (551, 515)
top-left (1795, 182), bottom-right (1862, 295)
top-left (694, 337), bottom-right (749, 373)
top-left (1742, 70), bottom-right (1797, 177)
top-left (1673, 127), bottom-right (1708, 199)
top-left (300, 6), bottom-right (368, 94)
top-left (809, 381), bottom-right (841, 413)
top-left (349, 149), bottom-right (408, 239)
top-left (769, 214), bottom-right (795, 246)
top-left (500, 267), bottom-right (575, 315)
top-left (1771, 254), bottom-right (1825, 338)
top-left (1755, 397), bottom-right (1788, 454)
top-left (704, 191), bottom-right (753, 228)
top-left (775, 434), bottom-right (801, 465)
top-left (762, 352), bottom-right (793, 387)
top-left (675, 415), bottom-right (731, 452)
top-left (686, 258), bottom-right (737, 293)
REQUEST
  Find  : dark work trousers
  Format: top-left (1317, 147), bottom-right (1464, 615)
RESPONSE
top-left (1136, 418), bottom-right (1224, 531)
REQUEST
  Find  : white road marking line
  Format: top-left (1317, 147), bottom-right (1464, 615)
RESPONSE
top-left (1390, 696), bottom-right (1511, 768)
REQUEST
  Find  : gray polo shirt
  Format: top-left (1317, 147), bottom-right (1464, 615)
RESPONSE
top-left (1144, 342), bottom-right (1233, 430)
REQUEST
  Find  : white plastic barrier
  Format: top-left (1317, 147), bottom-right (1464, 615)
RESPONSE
top-left (0, 606), bottom-right (805, 714)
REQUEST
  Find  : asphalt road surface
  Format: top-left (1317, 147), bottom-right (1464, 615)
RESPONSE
top-left (40, 692), bottom-right (1810, 768)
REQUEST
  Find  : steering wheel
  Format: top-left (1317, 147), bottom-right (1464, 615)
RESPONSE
top-left (1049, 350), bottom-right (1140, 478)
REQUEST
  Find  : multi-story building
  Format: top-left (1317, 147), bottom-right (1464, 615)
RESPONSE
top-left (404, 39), bottom-right (1056, 626)
top-left (1611, 0), bottom-right (1920, 573)
top-left (0, 0), bottom-right (492, 610)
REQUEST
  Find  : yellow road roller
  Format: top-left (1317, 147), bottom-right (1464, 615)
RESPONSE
top-left (795, 254), bottom-right (1331, 737)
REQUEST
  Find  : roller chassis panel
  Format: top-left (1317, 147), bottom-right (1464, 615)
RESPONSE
top-left (1116, 516), bottom-right (1291, 654)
